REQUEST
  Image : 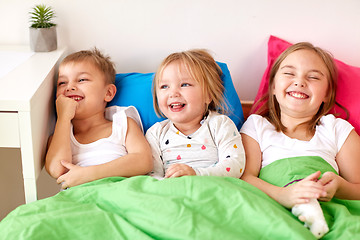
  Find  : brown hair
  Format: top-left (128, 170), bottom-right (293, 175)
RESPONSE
top-left (153, 49), bottom-right (227, 117)
top-left (254, 42), bottom-right (342, 133)
top-left (60, 47), bottom-right (116, 85)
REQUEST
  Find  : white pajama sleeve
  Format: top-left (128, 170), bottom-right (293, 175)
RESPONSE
top-left (195, 116), bottom-right (246, 178)
top-left (145, 128), bottom-right (165, 179)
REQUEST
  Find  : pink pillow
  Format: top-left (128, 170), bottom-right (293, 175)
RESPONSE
top-left (253, 35), bottom-right (360, 135)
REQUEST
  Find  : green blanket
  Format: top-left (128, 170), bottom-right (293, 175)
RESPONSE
top-left (1, 156), bottom-right (359, 239)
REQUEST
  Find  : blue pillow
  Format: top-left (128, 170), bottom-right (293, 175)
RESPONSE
top-left (107, 62), bottom-right (244, 132)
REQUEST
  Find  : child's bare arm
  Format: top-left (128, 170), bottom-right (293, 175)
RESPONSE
top-left (101, 117), bottom-right (153, 177)
top-left (45, 95), bottom-right (77, 179)
top-left (319, 129), bottom-right (360, 200)
top-left (240, 133), bottom-right (326, 209)
top-left (57, 117), bottom-right (153, 189)
top-left (240, 133), bottom-right (281, 199)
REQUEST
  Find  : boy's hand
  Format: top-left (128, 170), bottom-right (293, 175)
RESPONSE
top-left (56, 161), bottom-right (90, 189)
top-left (278, 171), bottom-right (327, 208)
top-left (165, 163), bottom-right (196, 178)
top-left (56, 94), bottom-right (78, 121)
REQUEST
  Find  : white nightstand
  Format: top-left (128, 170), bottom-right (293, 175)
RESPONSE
top-left (0, 46), bottom-right (66, 203)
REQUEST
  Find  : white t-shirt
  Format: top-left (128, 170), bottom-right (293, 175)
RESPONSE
top-left (240, 114), bottom-right (354, 173)
top-left (70, 106), bottom-right (142, 167)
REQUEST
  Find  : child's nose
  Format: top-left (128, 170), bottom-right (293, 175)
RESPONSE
top-left (294, 82), bottom-right (305, 87)
top-left (66, 83), bottom-right (76, 91)
top-left (294, 78), bottom-right (306, 87)
top-left (169, 88), bottom-right (180, 97)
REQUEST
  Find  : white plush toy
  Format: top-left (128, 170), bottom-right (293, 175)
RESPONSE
top-left (292, 198), bottom-right (329, 239)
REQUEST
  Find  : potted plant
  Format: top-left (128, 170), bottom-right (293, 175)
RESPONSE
top-left (29, 4), bottom-right (57, 52)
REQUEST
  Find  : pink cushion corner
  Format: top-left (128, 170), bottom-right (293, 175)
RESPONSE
top-left (253, 35), bottom-right (360, 134)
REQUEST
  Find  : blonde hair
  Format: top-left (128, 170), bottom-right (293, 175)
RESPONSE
top-left (60, 47), bottom-right (116, 85)
top-left (153, 49), bottom-right (227, 117)
top-left (254, 42), bottom-right (341, 133)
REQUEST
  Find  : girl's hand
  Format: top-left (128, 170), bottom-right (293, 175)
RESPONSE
top-left (56, 94), bottom-right (78, 121)
top-left (278, 171), bottom-right (326, 208)
top-left (165, 164), bottom-right (196, 178)
top-left (318, 171), bottom-right (340, 201)
top-left (56, 161), bottom-right (90, 189)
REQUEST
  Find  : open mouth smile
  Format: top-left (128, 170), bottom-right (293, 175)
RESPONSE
top-left (169, 102), bottom-right (186, 111)
top-left (287, 91), bottom-right (309, 99)
top-left (67, 95), bottom-right (84, 101)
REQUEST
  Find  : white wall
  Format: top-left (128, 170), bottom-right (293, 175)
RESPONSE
top-left (1, 0), bottom-right (360, 101)
top-left (1, 0), bottom-right (360, 218)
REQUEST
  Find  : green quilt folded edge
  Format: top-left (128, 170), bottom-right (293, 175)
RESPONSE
top-left (259, 156), bottom-right (337, 187)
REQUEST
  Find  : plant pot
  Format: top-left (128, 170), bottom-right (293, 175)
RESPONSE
top-left (29, 26), bottom-right (57, 52)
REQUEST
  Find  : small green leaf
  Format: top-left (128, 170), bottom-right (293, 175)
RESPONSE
top-left (29, 4), bottom-right (56, 28)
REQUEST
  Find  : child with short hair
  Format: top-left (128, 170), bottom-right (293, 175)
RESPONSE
top-left (146, 49), bottom-right (245, 179)
top-left (45, 48), bottom-right (152, 189)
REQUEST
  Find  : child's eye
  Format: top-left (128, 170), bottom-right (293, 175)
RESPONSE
top-left (160, 85), bottom-right (168, 89)
top-left (58, 81), bottom-right (66, 86)
top-left (79, 78), bottom-right (87, 82)
top-left (181, 83), bottom-right (191, 87)
top-left (308, 76), bottom-right (320, 80)
top-left (284, 72), bottom-right (294, 76)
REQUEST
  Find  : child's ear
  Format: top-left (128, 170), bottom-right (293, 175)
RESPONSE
top-left (323, 96), bottom-right (330, 103)
top-left (205, 92), bottom-right (212, 105)
top-left (272, 82), bottom-right (276, 93)
top-left (323, 86), bottom-right (332, 103)
top-left (104, 84), bottom-right (117, 102)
